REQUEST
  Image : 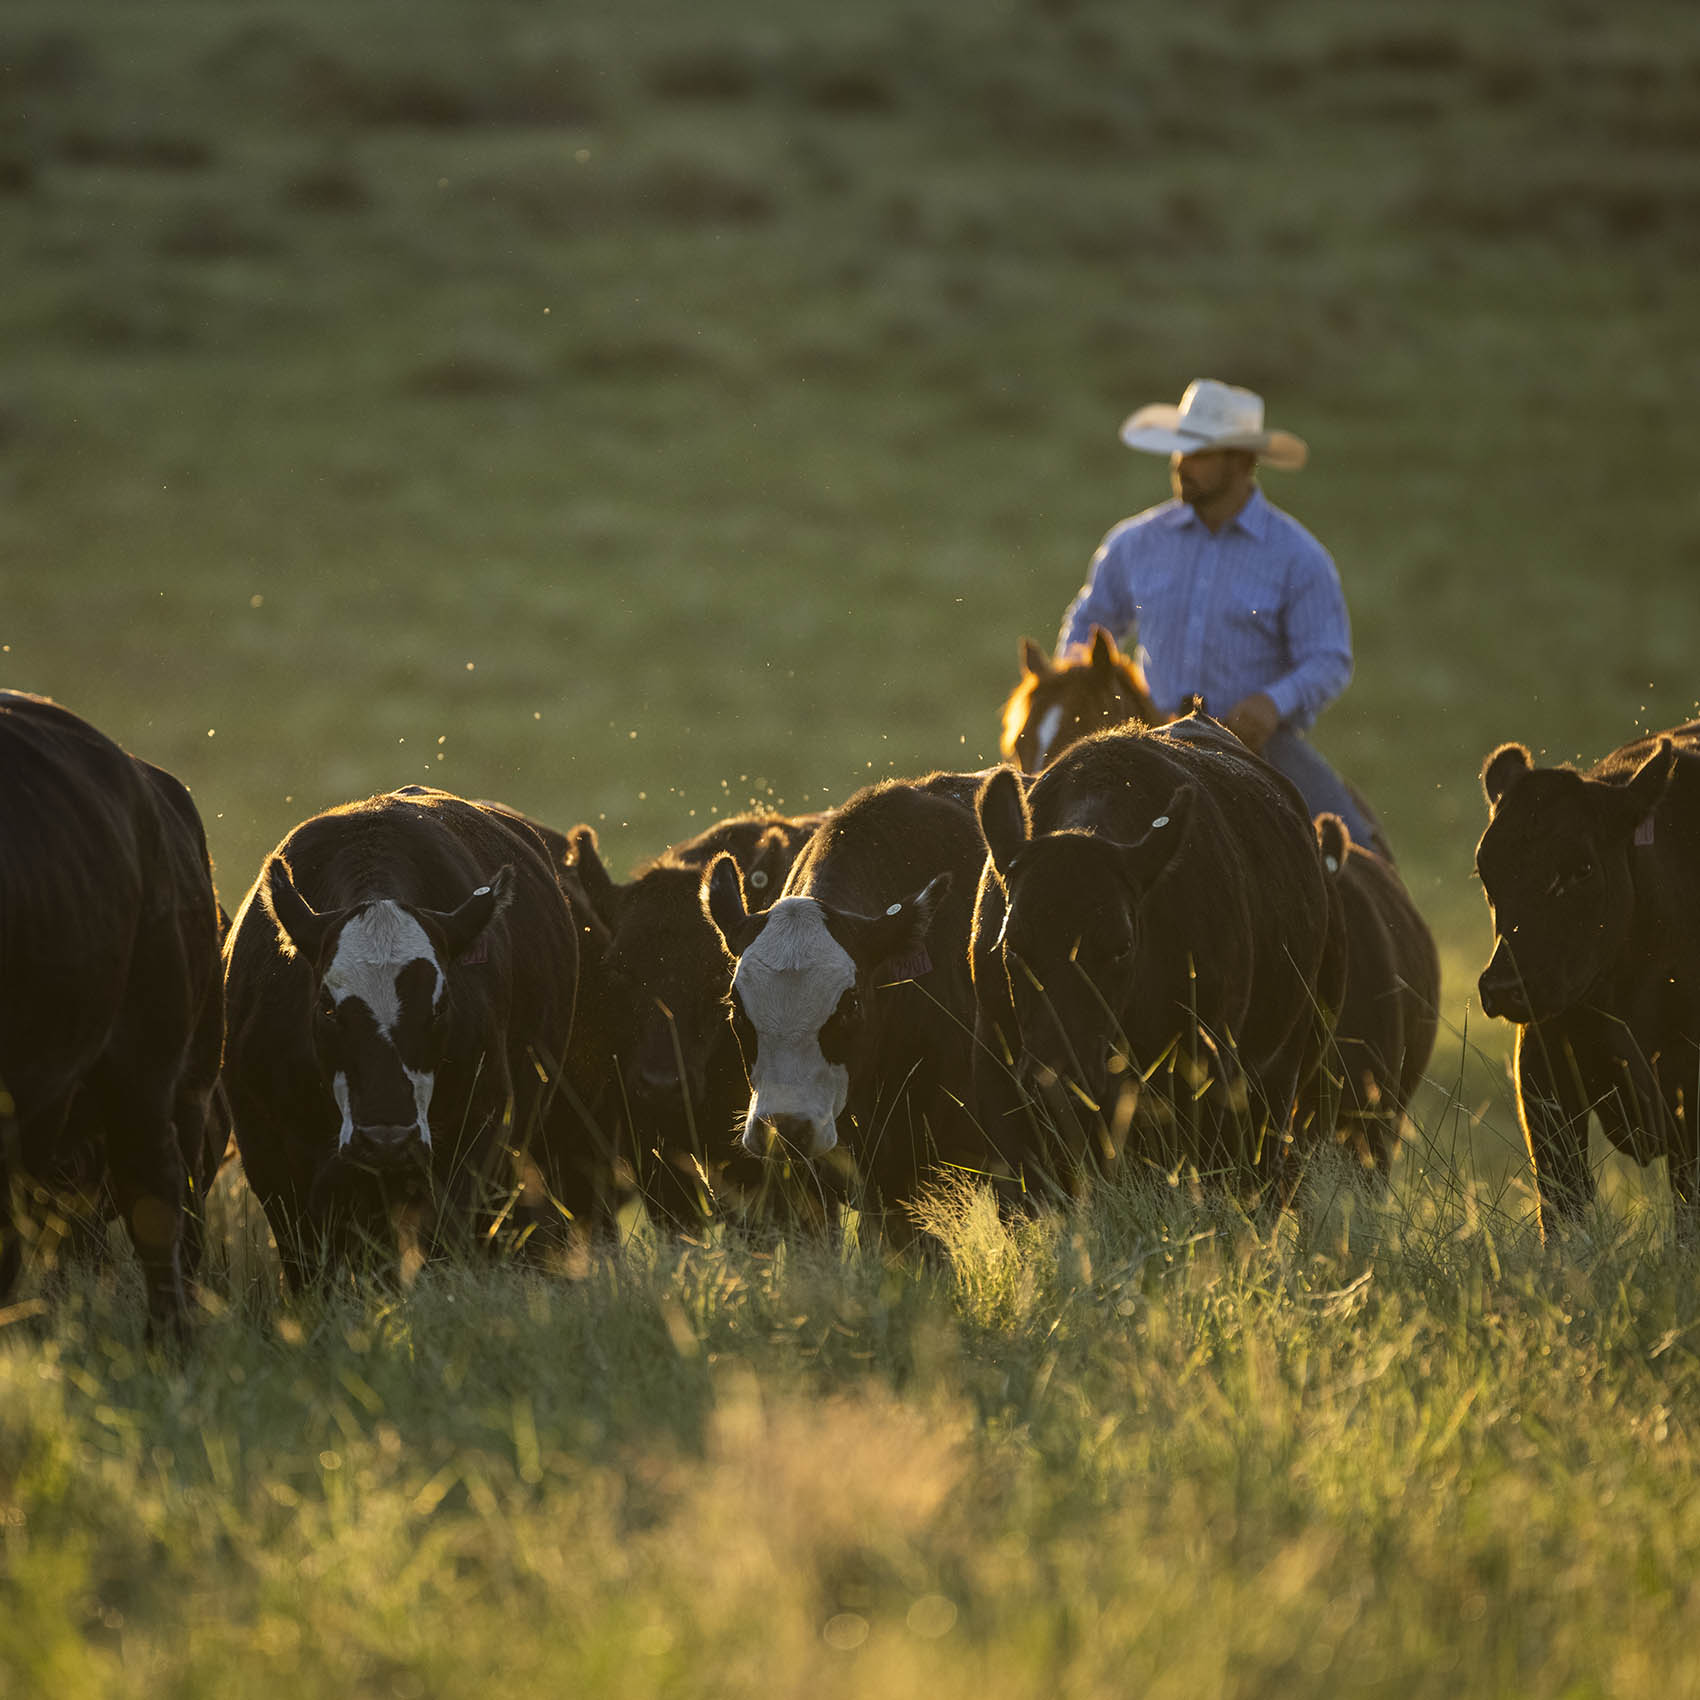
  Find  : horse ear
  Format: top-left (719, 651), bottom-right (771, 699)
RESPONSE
top-left (977, 767), bottom-right (1032, 882)
top-left (1481, 743), bottom-right (1533, 809)
top-left (1019, 637), bottom-right (1053, 680)
top-left (1088, 626), bottom-right (1118, 675)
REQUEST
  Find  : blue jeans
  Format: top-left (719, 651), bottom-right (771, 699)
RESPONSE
top-left (1262, 728), bottom-right (1387, 858)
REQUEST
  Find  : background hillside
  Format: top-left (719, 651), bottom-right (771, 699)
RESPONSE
top-left (5, 0), bottom-right (1699, 1158)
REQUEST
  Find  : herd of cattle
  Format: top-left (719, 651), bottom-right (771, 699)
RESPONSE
top-left (2, 641), bottom-right (1698, 1333)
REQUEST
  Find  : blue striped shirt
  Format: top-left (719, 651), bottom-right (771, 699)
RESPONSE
top-left (1057, 488), bottom-right (1352, 731)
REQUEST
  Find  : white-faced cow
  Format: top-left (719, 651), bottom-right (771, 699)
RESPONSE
top-left (1475, 724), bottom-right (1700, 1236)
top-left (566, 811), bottom-right (820, 1226)
top-left (702, 776), bottom-right (1003, 1225)
top-left (222, 787), bottom-right (583, 1286)
top-left (0, 692), bottom-right (224, 1336)
top-left (972, 715), bottom-right (1344, 1202)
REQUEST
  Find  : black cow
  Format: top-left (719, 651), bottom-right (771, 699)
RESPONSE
top-left (1475, 724), bottom-right (1700, 1234)
top-left (567, 811), bottom-right (820, 1225)
top-left (1313, 814), bottom-right (1439, 1177)
top-left (222, 786), bottom-right (583, 1287)
top-left (703, 777), bottom-right (1002, 1225)
top-left (0, 692), bottom-right (224, 1333)
top-left (972, 716), bottom-right (1343, 1200)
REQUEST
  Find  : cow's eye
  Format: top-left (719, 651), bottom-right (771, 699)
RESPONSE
top-left (819, 988), bottom-right (864, 1064)
top-left (1546, 863), bottom-right (1594, 899)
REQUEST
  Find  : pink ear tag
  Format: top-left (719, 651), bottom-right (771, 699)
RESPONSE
top-left (1634, 815), bottom-right (1656, 848)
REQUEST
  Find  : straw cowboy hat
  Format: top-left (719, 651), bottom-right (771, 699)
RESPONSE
top-left (1119, 379), bottom-right (1309, 470)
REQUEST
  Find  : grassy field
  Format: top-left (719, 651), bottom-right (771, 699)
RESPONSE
top-left (5, 0), bottom-right (1700, 1689)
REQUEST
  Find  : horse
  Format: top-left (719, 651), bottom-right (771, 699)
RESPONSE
top-left (999, 626), bottom-right (1160, 775)
top-left (998, 626), bottom-right (1394, 860)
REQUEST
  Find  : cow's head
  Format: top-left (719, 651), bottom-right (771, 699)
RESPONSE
top-left (1475, 738), bottom-right (1677, 1022)
top-left (603, 865), bottom-right (743, 1113)
top-left (262, 857), bottom-right (514, 1169)
top-left (977, 766), bottom-right (1192, 1106)
top-left (702, 853), bottom-right (950, 1158)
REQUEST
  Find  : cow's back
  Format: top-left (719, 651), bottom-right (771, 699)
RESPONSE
top-left (1029, 721), bottom-right (1332, 1064)
top-left (0, 692), bottom-right (223, 1324)
top-left (0, 695), bottom-right (217, 1111)
top-left (0, 697), bottom-right (148, 1096)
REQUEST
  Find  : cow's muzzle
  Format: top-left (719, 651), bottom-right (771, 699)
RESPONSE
top-left (743, 1111), bottom-right (837, 1160)
top-left (1478, 948), bottom-right (1535, 1024)
top-left (345, 1124), bottom-right (432, 1172)
top-left (630, 1060), bottom-right (691, 1105)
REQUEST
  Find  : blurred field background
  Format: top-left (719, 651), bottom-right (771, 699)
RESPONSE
top-left (4, 0), bottom-right (1700, 1690)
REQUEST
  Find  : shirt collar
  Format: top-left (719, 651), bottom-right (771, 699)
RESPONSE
top-left (1163, 485), bottom-right (1271, 540)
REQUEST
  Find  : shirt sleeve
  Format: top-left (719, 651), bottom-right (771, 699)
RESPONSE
top-left (1263, 539), bottom-right (1353, 727)
top-left (1057, 524), bottom-right (1138, 656)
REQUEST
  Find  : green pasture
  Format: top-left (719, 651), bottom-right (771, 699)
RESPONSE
top-left (10, 1163), bottom-right (1700, 1695)
top-left (4, 0), bottom-right (1700, 1688)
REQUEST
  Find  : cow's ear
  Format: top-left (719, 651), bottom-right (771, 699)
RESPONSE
top-left (1482, 743), bottom-right (1533, 809)
top-left (1315, 812), bottom-right (1351, 875)
top-left (568, 825), bottom-right (619, 922)
top-left (978, 767), bottom-right (1032, 882)
top-left (743, 825), bottom-right (791, 904)
top-left (878, 870), bottom-right (952, 948)
top-left (859, 872), bottom-right (953, 982)
top-left (1614, 737), bottom-right (1679, 831)
top-left (1088, 625), bottom-right (1119, 676)
top-left (434, 866), bottom-right (515, 960)
top-left (1019, 637), bottom-right (1053, 681)
top-left (1120, 786), bottom-right (1194, 889)
top-left (262, 856), bottom-right (332, 963)
top-left (703, 852), bottom-right (757, 956)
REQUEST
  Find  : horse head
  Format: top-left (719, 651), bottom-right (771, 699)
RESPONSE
top-left (998, 626), bottom-right (1161, 774)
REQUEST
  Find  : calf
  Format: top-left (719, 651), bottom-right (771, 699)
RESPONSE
top-left (568, 812), bottom-right (820, 1225)
top-left (1313, 815), bottom-right (1439, 1177)
top-left (972, 716), bottom-right (1343, 1199)
top-left (0, 692), bottom-right (224, 1334)
top-left (222, 787), bottom-right (583, 1286)
top-left (1475, 724), bottom-right (1700, 1234)
top-left (703, 778), bottom-right (1000, 1223)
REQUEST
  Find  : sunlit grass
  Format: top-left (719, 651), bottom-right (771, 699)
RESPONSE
top-left (6, 1112), bottom-right (1700, 1696)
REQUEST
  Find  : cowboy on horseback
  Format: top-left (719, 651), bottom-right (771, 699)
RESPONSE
top-left (1057, 378), bottom-right (1382, 851)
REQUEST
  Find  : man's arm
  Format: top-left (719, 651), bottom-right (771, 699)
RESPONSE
top-left (1259, 544), bottom-right (1353, 729)
top-left (1057, 526), bottom-right (1138, 656)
